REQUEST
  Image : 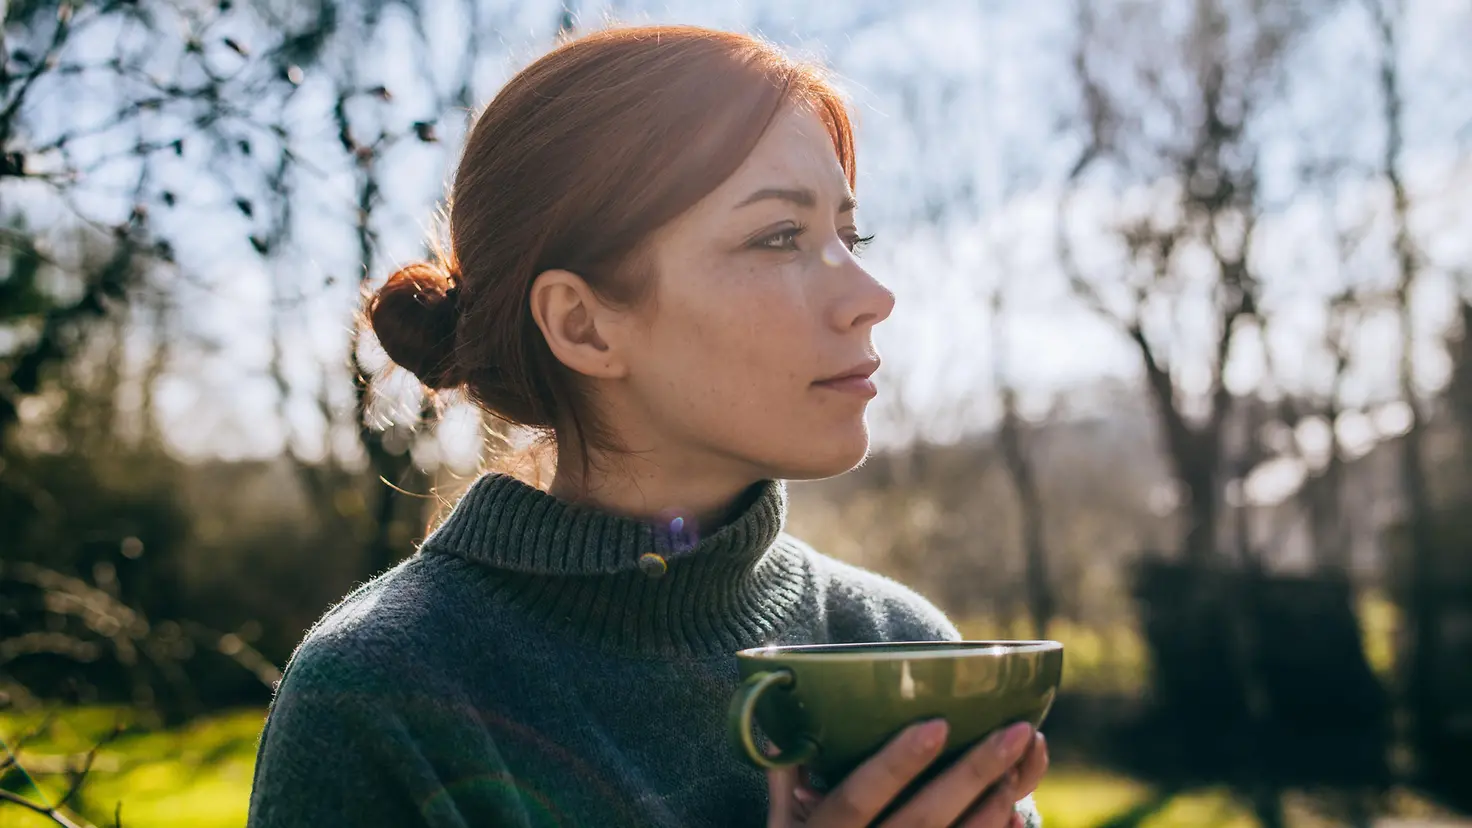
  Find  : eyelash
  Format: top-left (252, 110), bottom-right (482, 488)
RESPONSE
top-left (754, 225), bottom-right (876, 255)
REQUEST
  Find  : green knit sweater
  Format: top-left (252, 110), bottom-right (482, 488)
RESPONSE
top-left (246, 474), bottom-right (1041, 827)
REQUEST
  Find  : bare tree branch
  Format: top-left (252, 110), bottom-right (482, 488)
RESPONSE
top-left (56, 724), bottom-right (124, 811)
top-left (0, 712), bottom-right (58, 775)
top-left (0, 788), bottom-right (95, 828)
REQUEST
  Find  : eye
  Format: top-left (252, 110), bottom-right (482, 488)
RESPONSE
top-left (846, 233), bottom-right (875, 255)
top-left (752, 225), bottom-right (806, 252)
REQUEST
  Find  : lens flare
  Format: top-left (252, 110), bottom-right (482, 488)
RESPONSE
top-left (820, 239), bottom-right (847, 267)
top-left (657, 507), bottom-right (699, 551)
top-left (638, 552), bottom-right (668, 577)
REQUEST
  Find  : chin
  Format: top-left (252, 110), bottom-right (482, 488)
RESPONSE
top-left (774, 432), bottom-right (871, 481)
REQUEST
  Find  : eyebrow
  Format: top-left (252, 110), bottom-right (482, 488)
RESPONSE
top-left (736, 187), bottom-right (858, 213)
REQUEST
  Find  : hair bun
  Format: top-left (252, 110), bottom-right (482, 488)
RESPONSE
top-left (368, 261), bottom-right (464, 389)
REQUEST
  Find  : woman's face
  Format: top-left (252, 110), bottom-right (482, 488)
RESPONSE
top-left (602, 105), bottom-right (894, 484)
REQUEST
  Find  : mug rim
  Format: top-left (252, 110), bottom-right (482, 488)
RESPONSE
top-left (735, 640), bottom-right (1063, 660)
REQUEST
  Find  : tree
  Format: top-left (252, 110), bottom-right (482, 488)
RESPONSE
top-left (1367, 0), bottom-right (1449, 782)
top-left (1057, 0), bottom-right (1324, 570)
top-left (1, 0), bottom-right (556, 578)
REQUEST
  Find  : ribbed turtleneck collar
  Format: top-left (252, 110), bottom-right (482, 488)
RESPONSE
top-left (419, 474), bottom-right (808, 657)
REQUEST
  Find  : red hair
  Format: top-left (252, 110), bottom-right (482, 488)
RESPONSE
top-left (369, 25), bottom-right (856, 456)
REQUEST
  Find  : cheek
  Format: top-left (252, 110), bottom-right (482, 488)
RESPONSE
top-left (638, 264), bottom-right (871, 470)
top-left (650, 264), bottom-right (811, 398)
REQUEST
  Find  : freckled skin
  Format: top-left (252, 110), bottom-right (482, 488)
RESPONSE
top-left (600, 106), bottom-right (894, 485)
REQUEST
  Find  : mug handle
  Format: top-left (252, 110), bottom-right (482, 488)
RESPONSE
top-left (729, 669), bottom-right (819, 770)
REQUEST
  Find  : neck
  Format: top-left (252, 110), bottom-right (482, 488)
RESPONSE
top-left (548, 445), bottom-right (758, 532)
top-left (422, 470), bottom-right (802, 655)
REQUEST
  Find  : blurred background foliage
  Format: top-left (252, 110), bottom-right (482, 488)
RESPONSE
top-left (2, 0), bottom-right (1472, 826)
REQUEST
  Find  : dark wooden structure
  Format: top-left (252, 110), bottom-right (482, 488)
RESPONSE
top-left (1387, 508), bottom-right (1472, 810)
top-left (1117, 559), bottom-right (1392, 794)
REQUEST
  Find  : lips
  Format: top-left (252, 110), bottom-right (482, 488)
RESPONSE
top-left (814, 359), bottom-right (881, 397)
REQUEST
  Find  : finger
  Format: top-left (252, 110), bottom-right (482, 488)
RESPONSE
top-left (796, 766), bottom-right (821, 804)
top-left (881, 722), bottom-right (1033, 828)
top-left (793, 768), bottom-right (823, 822)
top-left (1009, 811), bottom-right (1025, 828)
top-left (767, 766), bottom-right (797, 828)
top-left (809, 719), bottom-right (948, 828)
top-left (1013, 733), bottom-right (1049, 797)
top-left (793, 784), bottom-right (822, 822)
top-left (956, 776), bottom-right (1020, 828)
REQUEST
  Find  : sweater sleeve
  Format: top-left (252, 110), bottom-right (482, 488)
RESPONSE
top-left (247, 639), bottom-right (530, 828)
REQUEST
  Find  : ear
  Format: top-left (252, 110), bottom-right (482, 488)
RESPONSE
top-left (528, 269), bottom-right (631, 380)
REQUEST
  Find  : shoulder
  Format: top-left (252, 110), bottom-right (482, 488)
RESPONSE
top-left (249, 555), bottom-right (517, 826)
top-left (779, 534), bottom-right (960, 643)
top-left (274, 552), bottom-right (487, 701)
top-left (256, 553), bottom-right (496, 775)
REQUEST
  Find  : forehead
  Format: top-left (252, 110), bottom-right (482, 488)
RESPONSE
top-left (711, 106), bottom-right (851, 204)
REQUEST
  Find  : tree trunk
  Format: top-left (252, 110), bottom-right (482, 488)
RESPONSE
top-left (998, 391), bottom-right (1056, 638)
top-left (1251, 786), bottom-right (1286, 828)
top-left (1374, 1), bottom-right (1443, 761)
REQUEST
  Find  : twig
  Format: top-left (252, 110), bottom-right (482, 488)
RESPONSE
top-left (0, 789), bottom-right (94, 828)
top-left (0, 711), bottom-right (57, 774)
top-left (56, 724), bottom-right (124, 810)
top-left (1, 2), bottom-right (79, 130)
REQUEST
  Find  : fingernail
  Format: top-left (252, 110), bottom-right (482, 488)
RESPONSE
top-left (794, 786), bottom-right (820, 806)
top-left (999, 722), bottom-right (1033, 757)
top-left (912, 719), bottom-right (948, 754)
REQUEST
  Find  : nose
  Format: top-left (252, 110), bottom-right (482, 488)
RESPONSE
top-left (828, 254), bottom-right (895, 332)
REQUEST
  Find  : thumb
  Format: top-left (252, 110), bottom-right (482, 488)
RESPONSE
top-left (767, 765), bottom-right (798, 827)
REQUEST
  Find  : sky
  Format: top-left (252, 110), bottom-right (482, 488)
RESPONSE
top-left (11, 0), bottom-right (1472, 465)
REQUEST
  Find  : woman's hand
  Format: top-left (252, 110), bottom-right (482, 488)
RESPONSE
top-left (766, 720), bottom-right (1048, 828)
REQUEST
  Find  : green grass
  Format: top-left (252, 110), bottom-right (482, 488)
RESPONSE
top-left (1, 706), bottom-right (262, 828)
top-left (3, 705), bottom-right (1459, 828)
top-left (1032, 766), bottom-right (1156, 828)
top-left (0, 709), bottom-right (1238, 828)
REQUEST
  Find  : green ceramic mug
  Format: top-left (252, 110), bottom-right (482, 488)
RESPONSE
top-left (728, 640), bottom-right (1063, 782)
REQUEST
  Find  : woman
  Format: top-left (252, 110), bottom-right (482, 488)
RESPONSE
top-left (247, 24), bottom-right (1048, 828)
